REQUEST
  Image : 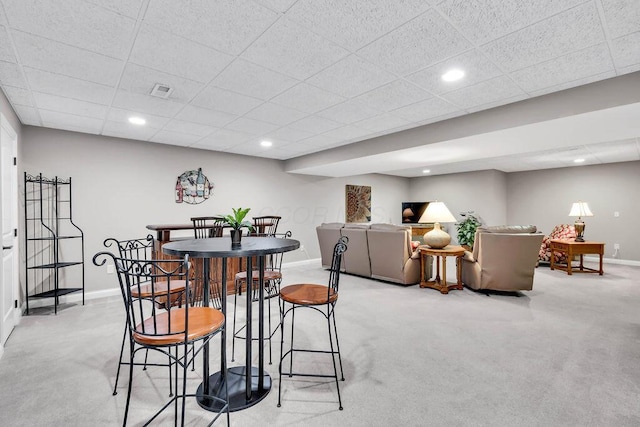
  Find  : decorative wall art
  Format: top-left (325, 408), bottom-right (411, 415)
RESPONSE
top-left (175, 168), bottom-right (214, 204)
top-left (345, 184), bottom-right (371, 223)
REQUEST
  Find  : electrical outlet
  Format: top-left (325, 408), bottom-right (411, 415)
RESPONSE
top-left (107, 264), bottom-right (115, 274)
top-left (614, 243), bottom-right (620, 250)
top-left (614, 211), bottom-right (620, 217)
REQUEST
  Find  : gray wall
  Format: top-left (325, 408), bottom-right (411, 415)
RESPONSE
top-left (507, 161), bottom-right (640, 261)
top-left (408, 169), bottom-right (508, 238)
top-left (21, 126), bottom-right (410, 295)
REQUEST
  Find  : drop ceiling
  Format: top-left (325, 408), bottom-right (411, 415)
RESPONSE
top-left (1, 0), bottom-right (639, 177)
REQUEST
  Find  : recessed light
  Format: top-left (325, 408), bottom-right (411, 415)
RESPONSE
top-left (422, 169), bottom-right (431, 174)
top-left (442, 69), bottom-right (465, 82)
top-left (128, 117), bottom-right (146, 125)
top-left (260, 140), bottom-right (272, 147)
top-left (574, 158), bottom-right (585, 163)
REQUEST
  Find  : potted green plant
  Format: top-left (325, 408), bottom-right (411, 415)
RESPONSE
top-left (221, 207), bottom-right (254, 246)
top-left (455, 211), bottom-right (482, 250)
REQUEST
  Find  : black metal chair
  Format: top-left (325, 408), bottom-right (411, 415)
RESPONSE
top-left (93, 252), bottom-right (229, 426)
top-left (277, 236), bottom-right (348, 410)
top-left (191, 216), bottom-right (225, 239)
top-left (252, 215), bottom-right (281, 236)
top-left (231, 230), bottom-right (291, 364)
top-left (103, 235), bottom-right (187, 397)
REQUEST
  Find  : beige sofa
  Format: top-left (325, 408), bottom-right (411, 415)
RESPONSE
top-left (461, 225), bottom-right (543, 292)
top-left (316, 223), bottom-right (429, 285)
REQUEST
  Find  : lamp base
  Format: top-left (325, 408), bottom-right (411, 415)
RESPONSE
top-left (574, 218), bottom-right (585, 242)
top-left (423, 223), bottom-right (451, 249)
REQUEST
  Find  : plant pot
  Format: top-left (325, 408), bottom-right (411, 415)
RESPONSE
top-left (230, 229), bottom-right (242, 247)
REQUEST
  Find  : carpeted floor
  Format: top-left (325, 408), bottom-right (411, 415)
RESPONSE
top-left (1, 260), bottom-right (639, 426)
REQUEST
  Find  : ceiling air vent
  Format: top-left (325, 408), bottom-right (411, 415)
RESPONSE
top-left (150, 83), bottom-right (173, 99)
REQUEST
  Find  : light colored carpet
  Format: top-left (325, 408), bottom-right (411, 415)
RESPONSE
top-left (1, 260), bottom-right (639, 426)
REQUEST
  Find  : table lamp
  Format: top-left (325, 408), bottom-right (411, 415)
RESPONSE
top-left (568, 201), bottom-right (593, 242)
top-left (418, 201), bottom-right (457, 249)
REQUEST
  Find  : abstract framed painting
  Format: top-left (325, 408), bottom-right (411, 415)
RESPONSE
top-left (345, 184), bottom-right (371, 223)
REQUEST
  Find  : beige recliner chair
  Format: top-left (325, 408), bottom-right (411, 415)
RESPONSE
top-left (367, 224), bottom-right (423, 285)
top-left (461, 225), bottom-right (543, 292)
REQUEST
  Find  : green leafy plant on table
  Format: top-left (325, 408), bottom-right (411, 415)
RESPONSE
top-left (455, 211), bottom-right (482, 250)
top-left (221, 207), bottom-right (254, 231)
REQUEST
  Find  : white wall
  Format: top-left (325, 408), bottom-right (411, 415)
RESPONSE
top-left (408, 169), bottom-right (508, 240)
top-left (21, 126), bottom-right (410, 296)
top-left (507, 161), bottom-right (640, 261)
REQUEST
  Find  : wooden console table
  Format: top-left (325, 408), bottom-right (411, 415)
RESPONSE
top-left (419, 245), bottom-right (465, 294)
top-left (549, 239), bottom-right (604, 275)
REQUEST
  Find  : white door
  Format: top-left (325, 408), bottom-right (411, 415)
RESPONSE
top-left (1, 114), bottom-right (18, 347)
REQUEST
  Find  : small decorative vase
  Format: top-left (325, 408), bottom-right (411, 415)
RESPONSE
top-left (230, 229), bottom-right (242, 247)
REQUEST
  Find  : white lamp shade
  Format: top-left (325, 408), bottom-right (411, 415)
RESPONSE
top-left (418, 201), bottom-right (457, 223)
top-left (569, 202), bottom-right (593, 217)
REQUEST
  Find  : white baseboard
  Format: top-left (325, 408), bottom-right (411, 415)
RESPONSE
top-left (283, 258), bottom-right (321, 268)
top-left (584, 256), bottom-right (640, 267)
top-left (24, 288), bottom-right (121, 310)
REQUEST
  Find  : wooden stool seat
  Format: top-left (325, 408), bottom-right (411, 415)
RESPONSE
top-left (279, 284), bottom-right (337, 305)
top-left (133, 307), bottom-right (225, 346)
top-left (130, 280), bottom-right (186, 299)
top-left (235, 270), bottom-right (281, 282)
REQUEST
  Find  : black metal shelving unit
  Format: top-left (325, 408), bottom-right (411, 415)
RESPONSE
top-left (24, 172), bottom-right (85, 314)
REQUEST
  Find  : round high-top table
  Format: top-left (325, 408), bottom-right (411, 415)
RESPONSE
top-left (163, 236), bottom-right (299, 412)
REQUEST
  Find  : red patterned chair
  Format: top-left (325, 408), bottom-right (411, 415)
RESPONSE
top-left (538, 224), bottom-right (576, 264)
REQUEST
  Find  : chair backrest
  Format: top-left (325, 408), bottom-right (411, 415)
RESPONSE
top-left (252, 216), bottom-right (281, 237)
top-left (328, 236), bottom-right (348, 298)
top-left (93, 252), bottom-right (191, 343)
top-left (191, 216), bottom-right (225, 239)
top-left (104, 234), bottom-right (155, 260)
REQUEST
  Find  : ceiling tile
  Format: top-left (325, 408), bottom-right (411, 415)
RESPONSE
top-left (11, 105), bottom-right (40, 125)
top-left (244, 102), bottom-right (307, 126)
top-left (285, 0), bottom-right (432, 51)
top-left (322, 124), bottom-right (371, 142)
top-left (174, 105), bottom-right (237, 128)
top-left (2, 0), bottom-right (135, 59)
top-left (211, 59), bottom-right (299, 100)
top-left (316, 99), bottom-right (382, 124)
top-left (357, 8), bottom-right (471, 76)
top-left (149, 129), bottom-right (202, 146)
top-left (391, 97), bottom-right (461, 122)
top-left (406, 49), bottom-right (503, 95)
top-left (601, 0), bottom-right (640, 39)
top-left (441, 75), bottom-right (525, 110)
top-left (355, 113), bottom-right (413, 134)
top-left (191, 86), bottom-right (263, 116)
top-left (0, 26), bottom-right (16, 62)
top-left (39, 109), bottom-right (103, 132)
top-left (163, 119), bottom-right (218, 137)
top-left (12, 31), bottom-right (123, 86)
top-left (482, 2), bottom-right (604, 73)
top-left (306, 54), bottom-right (396, 98)
top-left (437, 0), bottom-right (586, 45)
top-left (112, 90), bottom-right (185, 117)
top-left (102, 120), bottom-right (159, 140)
top-left (252, 0), bottom-right (298, 13)
top-left (262, 126), bottom-right (313, 144)
top-left (510, 43), bottom-right (614, 93)
top-left (288, 115), bottom-right (343, 134)
top-left (106, 107), bottom-right (169, 129)
top-left (2, 85), bottom-right (32, 106)
top-left (129, 24), bottom-right (234, 84)
top-left (190, 134), bottom-right (236, 151)
top-left (24, 67), bottom-right (114, 105)
top-left (84, 0), bottom-right (145, 18)
top-left (271, 82), bottom-right (345, 114)
top-left (610, 32), bottom-right (640, 70)
top-left (529, 71), bottom-right (616, 98)
top-left (0, 60), bottom-right (27, 88)
top-left (466, 93), bottom-right (529, 113)
top-left (242, 17), bottom-right (349, 80)
top-left (33, 92), bottom-right (107, 120)
top-left (206, 128), bottom-right (254, 146)
top-left (143, 0), bottom-right (279, 55)
top-left (118, 63), bottom-right (205, 103)
top-left (353, 79), bottom-right (433, 112)
top-left (224, 117), bottom-right (280, 135)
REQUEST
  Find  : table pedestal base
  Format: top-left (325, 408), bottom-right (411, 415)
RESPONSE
top-left (196, 366), bottom-right (271, 412)
top-left (420, 279), bottom-right (463, 294)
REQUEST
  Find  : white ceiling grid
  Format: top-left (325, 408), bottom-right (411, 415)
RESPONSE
top-left (0, 0), bottom-right (638, 177)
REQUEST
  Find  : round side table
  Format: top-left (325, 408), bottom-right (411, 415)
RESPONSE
top-left (419, 245), bottom-right (466, 294)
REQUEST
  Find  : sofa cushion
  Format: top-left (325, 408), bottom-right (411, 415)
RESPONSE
top-left (320, 222), bottom-right (345, 229)
top-left (343, 223), bottom-right (371, 229)
top-left (369, 223), bottom-right (409, 232)
top-left (478, 225), bottom-right (537, 234)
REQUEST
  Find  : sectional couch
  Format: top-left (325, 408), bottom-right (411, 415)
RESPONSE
top-left (316, 223), bottom-right (431, 285)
